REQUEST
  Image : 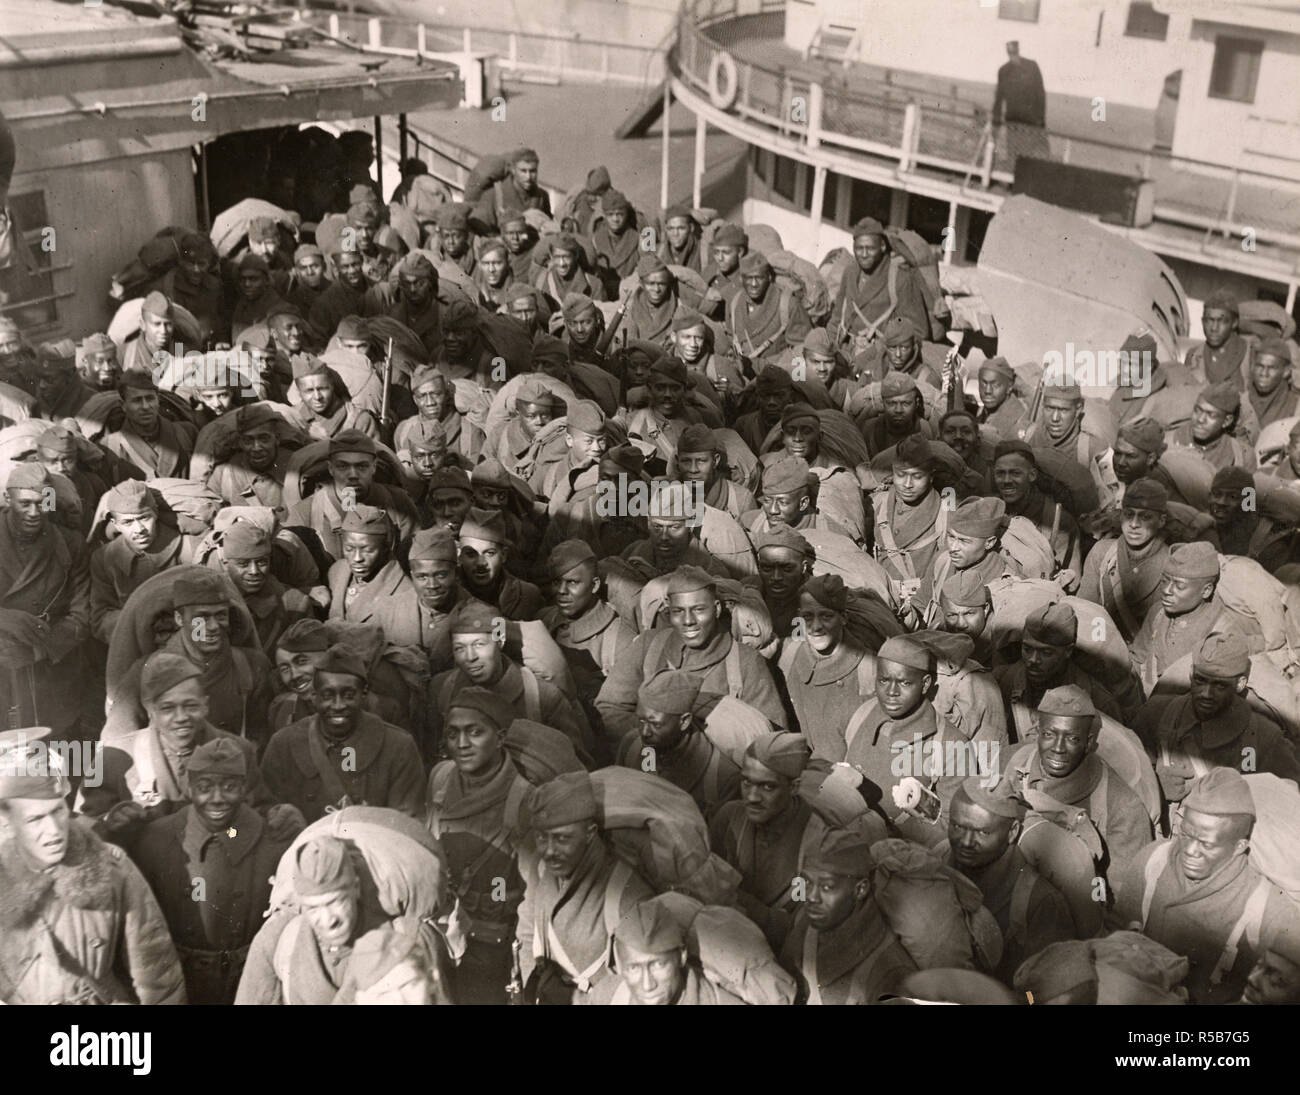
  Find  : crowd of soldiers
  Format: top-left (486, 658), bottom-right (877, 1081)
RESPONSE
top-left (1, 135), bottom-right (1299, 1007)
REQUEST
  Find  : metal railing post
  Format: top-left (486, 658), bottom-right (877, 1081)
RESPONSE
top-left (693, 113), bottom-right (707, 208)
top-left (661, 82), bottom-right (672, 209)
top-left (1225, 168), bottom-right (1241, 228)
top-left (981, 133), bottom-right (994, 188)
top-left (807, 82), bottom-right (823, 150)
top-left (899, 102), bottom-right (917, 172)
top-left (368, 17), bottom-right (381, 49)
top-left (417, 23), bottom-right (427, 53)
top-left (329, 12), bottom-right (340, 38)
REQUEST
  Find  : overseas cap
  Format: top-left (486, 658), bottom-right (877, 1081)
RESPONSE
top-left (677, 423), bottom-right (717, 454)
top-left (1024, 602), bottom-right (1077, 647)
top-left (294, 836), bottom-right (358, 896)
top-left (803, 826), bottom-right (875, 878)
top-left (665, 565), bottom-right (717, 596)
top-left (1203, 288), bottom-right (1240, 316)
top-left (6, 464), bottom-right (49, 492)
top-left (141, 652), bottom-right (204, 705)
top-left (458, 507), bottom-right (509, 545)
top-left (1211, 465), bottom-right (1254, 496)
top-left (941, 569), bottom-right (990, 608)
top-left (800, 573), bottom-right (847, 614)
top-left (949, 496), bottom-right (1005, 538)
top-left (881, 368), bottom-right (918, 397)
top-left (566, 400), bottom-right (606, 435)
top-left (237, 404), bottom-right (281, 433)
top-left (340, 504), bottom-right (392, 538)
top-left (877, 635), bottom-right (932, 673)
top-left (745, 732), bottom-right (811, 779)
top-left (755, 526), bottom-right (813, 557)
top-left (448, 686), bottom-right (516, 731)
top-left (315, 644), bottom-right (368, 681)
top-left (601, 188), bottom-right (631, 213)
top-left (978, 356), bottom-right (1015, 382)
top-left (1117, 418), bottom-right (1165, 455)
top-left (141, 290), bottom-right (173, 318)
top-left (613, 897), bottom-right (685, 955)
top-left (1038, 684), bottom-right (1097, 721)
top-left (329, 430), bottom-right (378, 457)
top-left (1122, 478), bottom-right (1168, 514)
top-left (738, 252), bottom-right (771, 277)
top-left (277, 619), bottom-right (330, 653)
top-left (449, 601), bottom-right (500, 636)
top-left (1200, 381), bottom-right (1240, 415)
top-left (187, 737), bottom-right (247, 778)
top-left (781, 403), bottom-right (820, 431)
top-left (0, 727), bottom-right (71, 801)
top-left (408, 527), bottom-right (459, 563)
top-left (529, 770), bottom-right (598, 829)
top-left (36, 425), bottom-right (77, 455)
top-left (958, 774), bottom-right (1025, 820)
top-left (1164, 542), bottom-right (1220, 581)
top-left (762, 454), bottom-right (811, 494)
top-left (883, 317), bottom-right (915, 348)
top-left (993, 438), bottom-right (1035, 466)
top-left (672, 308), bottom-right (707, 334)
top-left (802, 328), bottom-right (836, 357)
top-left (850, 217), bottom-right (885, 238)
top-left (471, 458), bottom-right (513, 490)
top-left (442, 297), bottom-right (478, 332)
top-left (1183, 767), bottom-right (1255, 819)
top-left (637, 669), bottom-right (702, 716)
top-left (221, 522), bottom-right (273, 560)
top-left (1257, 337), bottom-right (1291, 363)
top-left (172, 572), bottom-right (229, 609)
top-left (755, 365), bottom-right (794, 392)
top-left (712, 223), bottom-right (748, 248)
top-left (1193, 631), bottom-right (1251, 680)
top-left (548, 539), bottom-right (598, 578)
top-left (648, 356), bottom-right (689, 387)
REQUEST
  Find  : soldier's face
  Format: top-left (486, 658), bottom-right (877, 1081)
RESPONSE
top-left (239, 270), bottom-right (269, 301)
top-left (536, 820), bottom-right (595, 880)
top-left (1111, 438), bottom-right (1153, 483)
top-left (439, 228), bottom-right (469, 258)
top-left (740, 757), bottom-right (793, 825)
top-left (5, 487), bottom-right (46, 539)
top-left (948, 796), bottom-right (1016, 871)
top-left (644, 273), bottom-right (673, 307)
top-left (1210, 484), bottom-right (1250, 526)
top-left (667, 589), bottom-right (720, 649)
top-left (297, 255), bottom-right (326, 287)
top-left (300, 885), bottom-right (360, 950)
top-left (429, 488), bottom-right (472, 533)
top-left (177, 603), bottom-right (229, 660)
top-left (604, 208), bottom-right (630, 234)
top-left (566, 427), bottom-right (608, 468)
top-left (993, 455), bottom-right (1035, 505)
top-left (181, 255), bottom-right (209, 286)
top-left (88, 350), bottom-right (121, 390)
top-left (567, 313), bottom-right (599, 346)
top-left (452, 631), bottom-right (503, 684)
top-left (473, 483), bottom-right (511, 511)
top-left (615, 941), bottom-right (687, 1006)
top-left (941, 417), bottom-right (978, 459)
top-left (712, 244), bottom-right (740, 275)
top-left (875, 657), bottom-right (930, 720)
top-left (885, 339), bottom-right (915, 369)
top-left (742, 272), bottom-right (770, 304)
top-left (148, 677), bottom-right (210, 751)
top-left (240, 425), bottom-right (278, 471)
top-left (757, 546), bottom-right (807, 601)
top-left (648, 516), bottom-right (691, 558)
top-left (1035, 714), bottom-right (1095, 779)
top-left (299, 375), bottom-right (335, 415)
top-left (1177, 808), bottom-right (1248, 883)
top-left (444, 708), bottom-right (504, 776)
top-left (758, 387), bottom-right (792, 422)
top-left (947, 529), bottom-right (994, 568)
top-left (273, 317), bottom-right (305, 353)
top-left (335, 251), bottom-right (366, 289)
top-left (804, 351), bottom-right (836, 384)
top-left (517, 400), bottom-right (555, 437)
top-left (676, 449), bottom-right (716, 486)
top-left (512, 159), bottom-right (539, 192)
top-left (329, 453), bottom-right (376, 494)
top-left (409, 558), bottom-right (458, 611)
top-left (443, 324), bottom-right (476, 362)
top-left (1120, 506), bottom-right (1164, 549)
top-left (249, 236), bottom-right (279, 262)
top-left (803, 866), bottom-right (864, 932)
top-left (480, 251), bottom-right (508, 286)
top-left (650, 379), bottom-right (685, 419)
top-left (638, 703), bottom-right (690, 752)
top-left (503, 222), bottom-right (530, 253)
top-left (459, 536), bottom-right (505, 591)
top-left (892, 461), bottom-right (933, 505)
top-left (798, 594), bottom-right (844, 655)
top-left (190, 773), bottom-right (244, 832)
top-left (276, 648), bottom-right (327, 695)
top-left (1242, 951), bottom-right (1300, 1005)
top-left (415, 381), bottom-right (449, 420)
top-left (225, 553), bottom-right (271, 595)
top-left (978, 373), bottom-right (1011, 412)
top-left (1041, 395), bottom-right (1082, 441)
top-left (884, 392), bottom-right (919, 431)
top-left (940, 593), bottom-right (989, 637)
top-left (551, 249), bottom-right (576, 279)
top-left (197, 386), bottom-right (236, 415)
top-left (783, 422), bottom-right (820, 461)
top-left (1190, 669), bottom-right (1244, 721)
top-left (1201, 307), bottom-right (1236, 349)
top-left (313, 669), bottom-right (367, 738)
top-left (2, 797), bottom-right (71, 871)
top-left (853, 233), bottom-right (887, 272)
top-left (1021, 636), bottom-right (1071, 686)
top-left (401, 273), bottom-right (434, 308)
top-left (141, 310), bottom-right (173, 350)
top-left (665, 218), bottom-right (692, 250)
top-left (36, 366), bottom-right (74, 404)
top-left (1250, 353), bottom-right (1290, 396)
top-left (509, 297), bottom-right (539, 330)
top-left (553, 562), bottom-right (599, 620)
top-left (1161, 574), bottom-right (1213, 617)
top-left (122, 389), bottom-right (160, 433)
top-left (38, 447), bottom-right (76, 478)
top-left (342, 531), bottom-right (387, 582)
top-left (412, 446), bottom-right (444, 479)
top-left (1191, 399), bottom-right (1230, 443)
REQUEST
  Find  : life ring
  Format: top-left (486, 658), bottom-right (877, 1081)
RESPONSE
top-left (708, 50), bottom-right (739, 110)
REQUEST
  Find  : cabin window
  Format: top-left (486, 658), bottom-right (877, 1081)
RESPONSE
top-left (822, 170), bottom-right (840, 222)
top-left (997, 0), bottom-right (1040, 23)
top-left (772, 155), bottom-right (798, 202)
top-left (751, 144), bottom-right (769, 183)
top-left (1124, 2), bottom-right (1169, 41)
top-left (1209, 37), bottom-right (1263, 103)
top-left (848, 177), bottom-right (891, 227)
top-left (0, 191), bottom-right (59, 329)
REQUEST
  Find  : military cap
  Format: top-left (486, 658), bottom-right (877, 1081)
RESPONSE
top-left (102, 480), bottom-right (156, 517)
top-left (337, 315), bottom-right (371, 342)
top-left (408, 527), bottom-right (459, 563)
top-left (291, 353), bottom-right (328, 381)
top-left (650, 481), bottom-right (698, 521)
top-left (499, 208), bottom-right (530, 232)
top-left (1038, 684), bottom-right (1097, 721)
top-left (978, 356), bottom-right (1016, 382)
top-left (883, 316), bottom-right (916, 348)
top-left (665, 565), bottom-right (717, 597)
top-left (427, 466), bottom-right (474, 495)
top-left (448, 686), bottom-right (516, 731)
top-left (35, 340), bottom-right (76, 370)
top-left (118, 368), bottom-right (158, 393)
top-left (278, 618), bottom-right (330, 653)
top-left (804, 826), bottom-right (875, 878)
top-left (755, 365), bottom-right (795, 391)
top-left (1024, 601), bottom-right (1077, 647)
top-left (1121, 478), bottom-right (1169, 514)
top-left (346, 202), bottom-right (380, 228)
top-left (457, 507), bottom-right (509, 545)
top-left (172, 571), bottom-right (229, 609)
top-left (601, 188), bottom-right (631, 214)
top-left (993, 438), bottom-right (1035, 466)
top-left (1183, 767), bottom-right (1255, 819)
top-left (1117, 418), bottom-right (1165, 455)
top-left (1256, 337), bottom-right (1292, 364)
top-left (762, 454), bottom-right (812, 494)
top-left (241, 326), bottom-right (274, 353)
top-left (603, 444), bottom-right (645, 476)
top-left (478, 236), bottom-right (508, 260)
top-left (755, 525), bottom-right (814, 557)
top-left (566, 400), bottom-right (606, 436)
top-left (677, 423), bottom-right (717, 454)
top-left (949, 496), bottom-right (1005, 538)
top-left (408, 424), bottom-right (446, 455)
top-left (711, 223), bottom-right (748, 248)
top-left (563, 286), bottom-right (602, 324)
top-left (141, 290), bottom-right (173, 318)
top-left (1211, 465), bottom-right (1254, 497)
top-left (329, 430), bottom-right (378, 458)
top-left (292, 242), bottom-right (324, 264)
top-left (941, 569), bottom-right (991, 608)
top-left (1203, 288), bottom-right (1240, 317)
top-left (349, 924), bottom-right (423, 992)
top-left (340, 504), bottom-right (391, 538)
top-left (5, 463), bottom-right (49, 492)
top-left (36, 425), bottom-right (77, 455)
top-left (187, 737), bottom-right (248, 779)
top-left (548, 539), bottom-right (598, 578)
top-left (638, 670), bottom-right (701, 716)
top-left (781, 403), bottom-right (820, 431)
top-left (745, 732), bottom-right (811, 779)
top-left (893, 434), bottom-right (934, 471)
top-left (801, 573), bottom-right (847, 614)
top-left (0, 727), bottom-right (72, 801)
top-left (315, 644), bottom-right (368, 682)
top-left (957, 774), bottom-right (1026, 820)
top-left (791, 330), bottom-right (832, 361)
top-left (221, 522), bottom-right (273, 560)
top-left (738, 251), bottom-right (771, 277)
top-left (81, 332), bottom-right (117, 356)
top-left (531, 335), bottom-right (570, 373)
top-left (180, 232), bottom-right (216, 260)
top-left (295, 835), bottom-right (358, 896)
top-left (1011, 940), bottom-right (1099, 1003)
top-left (238, 253), bottom-right (270, 276)
top-left (1044, 378), bottom-right (1084, 403)
top-left (449, 601), bottom-right (501, 637)
top-left (648, 355), bottom-right (689, 387)
top-left (397, 253), bottom-right (435, 282)
top-left (850, 217), bottom-right (886, 239)
top-left (613, 897), bottom-right (686, 956)
top-left (409, 364), bottom-right (445, 394)
top-left (1199, 381), bottom-right (1240, 414)
top-left (433, 202), bottom-right (470, 232)
top-left (1164, 542), bottom-right (1220, 581)
top-left (442, 296), bottom-right (478, 332)
top-left (470, 459), bottom-right (513, 492)
top-left (141, 651), bottom-right (205, 705)
top-left (880, 369), bottom-right (918, 398)
top-left (1193, 631), bottom-right (1251, 680)
top-left (636, 253), bottom-right (670, 282)
top-left (234, 404), bottom-right (280, 434)
top-left (877, 635), bottom-right (932, 673)
top-left (671, 309), bottom-right (708, 335)
top-left (511, 146), bottom-right (540, 164)
top-left (529, 770), bottom-right (598, 830)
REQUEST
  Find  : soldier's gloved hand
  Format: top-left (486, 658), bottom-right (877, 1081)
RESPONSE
top-left (265, 803), bottom-right (307, 842)
top-left (102, 801), bottom-right (147, 832)
top-left (1156, 763), bottom-right (1192, 804)
top-left (0, 608), bottom-right (46, 650)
